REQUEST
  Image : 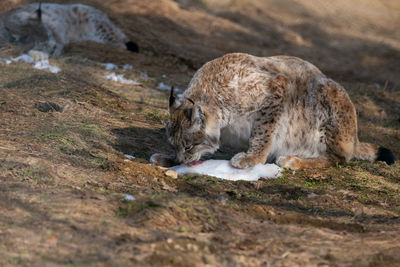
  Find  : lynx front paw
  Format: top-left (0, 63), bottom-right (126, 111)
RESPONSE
top-left (230, 152), bottom-right (261, 169)
top-left (150, 153), bottom-right (176, 167)
top-left (276, 155), bottom-right (301, 170)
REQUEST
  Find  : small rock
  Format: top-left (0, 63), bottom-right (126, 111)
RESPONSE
top-left (35, 101), bottom-right (63, 112)
top-left (217, 196), bottom-right (227, 204)
top-left (307, 192), bottom-right (318, 198)
top-left (165, 170), bottom-right (178, 179)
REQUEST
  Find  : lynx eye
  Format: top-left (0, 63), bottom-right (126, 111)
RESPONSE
top-left (185, 145), bottom-right (193, 151)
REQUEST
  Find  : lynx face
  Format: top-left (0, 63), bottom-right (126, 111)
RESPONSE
top-left (167, 90), bottom-right (219, 163)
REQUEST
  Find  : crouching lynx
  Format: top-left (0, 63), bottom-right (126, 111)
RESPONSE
top-left (0, 3), bottom-right (139, 56)
top-left (158, 53), bottom-right (395, 170)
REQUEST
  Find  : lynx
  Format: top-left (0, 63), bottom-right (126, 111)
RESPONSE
top-left (0, 3), bottom-right (139, 56)
top-left (157, 53), bottom-right (395, 170)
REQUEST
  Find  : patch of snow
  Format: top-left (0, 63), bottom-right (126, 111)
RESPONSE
top-left (139, 72), bottom-right (148, 79)
top-left (171, 160), bottom-right (281, 181)
top-left (124, 194), bottom-right (135, 201)
top-left (12, 54), bottom-right (34, 64)
top-left (104, 72), bottom-right (140, 85)
top-left (33, 60), bottom-right (61, 73)
top-left (162, 74), bottom-right (167, 78)
top-left (0, 58), bottom-right (11, 64)
top-left (9, 53), bottom-right (61, 73)
top-left (157, 82), bottom-right (183, 94)
top-left (124, 154), bottom-right (135, 159)
top-left (122, 64), bottom-right (133, 70)
top-left (102, 63), bottom-right (118, 70)
top-left (157, 82), bottom-right (171, 90)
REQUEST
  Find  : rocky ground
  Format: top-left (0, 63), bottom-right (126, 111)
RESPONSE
top-left (0, 0), bottom-right (400, 266)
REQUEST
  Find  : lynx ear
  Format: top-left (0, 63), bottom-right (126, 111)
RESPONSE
top-left (169, 86), bottom-right (181, 110)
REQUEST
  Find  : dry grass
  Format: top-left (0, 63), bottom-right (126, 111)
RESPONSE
top-left (0, 0), bottom-right (400, 266)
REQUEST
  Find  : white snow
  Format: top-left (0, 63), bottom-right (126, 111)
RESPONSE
top-left (10, 52), bottom-right (61, 73)
top-left (124, 154), bottom-right (135, 159)
top-left (104, 72), bottom-right (140, 85)
top-left (157, 82), bottom-right (171, 90)
top-left (170, 160), bottom-right (282, 181)
top-left (124, 194), bottom-right (135, 201)
top-left (157, 82), bottom-right (183, 94)
top-left (12, 54), bottom-right (34, 64)
top-left (102, 63), bottom-right (118, 70)
top-left (0, 57), bottom-right (11, 64)
top-left (140, 72), bottom-right (148, 79)
top-left (122, 64), bottom-right (133, 70)
top-left (33, 60), bottom-right (61, 73)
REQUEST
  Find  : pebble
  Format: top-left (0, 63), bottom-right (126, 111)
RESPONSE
top-left (165, 170), bottom-right (178, 179)
top-left (28, 50), bottom-right (49, 61)
top-left (217, 196), bottom-right (227, 204)
top-left (307, 192), bottom-right (318, 198)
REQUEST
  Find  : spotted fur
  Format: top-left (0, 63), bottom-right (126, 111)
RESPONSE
top-left (164, 53), bottom-right (395, 170)
top-left (0, 3), bottom-right (139, 56)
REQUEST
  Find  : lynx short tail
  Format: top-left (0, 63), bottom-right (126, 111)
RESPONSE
top-left (353, 142), bottom-right (395, 165)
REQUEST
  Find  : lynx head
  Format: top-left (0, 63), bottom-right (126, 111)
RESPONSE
top-left (167, 87), bottom-right (219, 163)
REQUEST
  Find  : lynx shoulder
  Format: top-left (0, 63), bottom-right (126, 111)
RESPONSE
top-left (165, 53), bottom-right (395, 170)
top-left (0, 3), bottom-right (139, 56)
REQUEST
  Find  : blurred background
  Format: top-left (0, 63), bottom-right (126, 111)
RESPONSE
top-left (2, 0), bottom-right (399, 83)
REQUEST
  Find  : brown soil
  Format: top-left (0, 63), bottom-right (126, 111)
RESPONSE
top-left (1, 0), bottom-right (400, 266)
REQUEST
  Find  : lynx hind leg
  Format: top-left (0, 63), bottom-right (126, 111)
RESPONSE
top-left (278, 83), bottom-right (358, 170)
top-left (276, 127), bottom-right (356, 170)
top-left (276, 133), bottom-right (356, 170)
top-left (276, 155), bottom-right (336, 170)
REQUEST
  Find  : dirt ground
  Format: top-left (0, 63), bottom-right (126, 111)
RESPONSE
top-left (1, 0), bottom-right (400, 266)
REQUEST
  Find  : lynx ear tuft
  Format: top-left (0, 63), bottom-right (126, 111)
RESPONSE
top-left (169, 86), bottom-right (181, 110)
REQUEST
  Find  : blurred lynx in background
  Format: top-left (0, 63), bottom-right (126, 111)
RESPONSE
top-left (0, 3), bottom-right (139, 56)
